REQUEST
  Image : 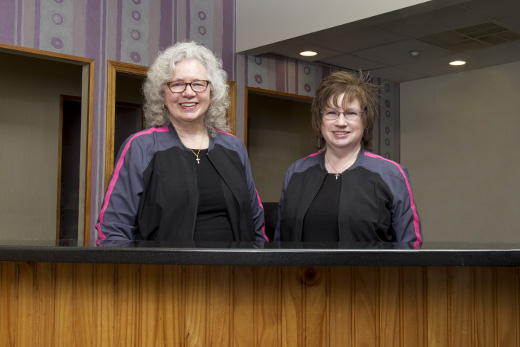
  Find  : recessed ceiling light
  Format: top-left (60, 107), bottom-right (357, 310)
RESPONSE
top-left (300, 51), bottom-right (317, 57)
top-left (409, 50), bottom-right (421, 57)
top-left (449, 60), bottom-right (466, 66)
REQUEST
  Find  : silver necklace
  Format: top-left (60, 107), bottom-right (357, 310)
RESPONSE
top-left (325, 155), bottom-right (353, 179)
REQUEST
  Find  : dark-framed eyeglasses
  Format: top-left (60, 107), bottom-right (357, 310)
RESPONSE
top-left (322, 109), bottom-right (364, 122)
top-left (166, 80), bottom-right (210, 93)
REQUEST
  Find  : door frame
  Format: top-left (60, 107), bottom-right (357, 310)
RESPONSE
top-left (104, 61), bottom-right (149, 190)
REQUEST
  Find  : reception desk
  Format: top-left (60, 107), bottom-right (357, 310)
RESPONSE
top-left (1, 241), bottom-right (519, 346)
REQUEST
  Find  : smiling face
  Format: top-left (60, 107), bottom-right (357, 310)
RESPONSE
top-left (164, 58), bottom-right (211, 128)
top-left (320, 93), bottom-right (364, 153)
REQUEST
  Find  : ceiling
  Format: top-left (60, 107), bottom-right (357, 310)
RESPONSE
top-left (239, 0), bottom-right (520, 82)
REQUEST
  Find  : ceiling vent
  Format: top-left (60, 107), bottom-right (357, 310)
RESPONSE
top-left (418, 22), bottom-right (520, 53)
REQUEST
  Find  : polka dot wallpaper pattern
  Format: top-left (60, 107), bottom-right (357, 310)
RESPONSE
top-left (39, 0), bottom-right (74, 54)
top-left (1, 0), bottom-right (400, 238)
top-left (377, 78), bottom-right (400, 160)
top-left (121, 0), bottom-right (149, 64)
top-left (190, 1), bottom-right (215, 50)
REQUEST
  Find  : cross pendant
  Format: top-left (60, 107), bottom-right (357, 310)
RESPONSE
top-left (196, 157), bottom-right (200, 164)
top-left (335, 173), bottom-right (340, 179)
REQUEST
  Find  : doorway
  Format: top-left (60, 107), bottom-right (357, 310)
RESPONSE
top-left (246, 88), bottom-right (314, 203)
top-left (0, 43), bottom-right (93, 241)
top-left (246, 88), bottom-right (314, 240)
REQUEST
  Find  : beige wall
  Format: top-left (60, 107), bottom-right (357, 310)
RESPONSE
top-left (236, 0), bottom-right (433, 52)
top-left (0, 53), bottom-right (82, 240)
top-left (401, 61), bottom-right (520, 242)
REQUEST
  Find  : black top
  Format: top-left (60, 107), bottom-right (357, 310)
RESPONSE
top-left (193, 149), bottom-right (234, 242)
top-left (302, 173), bottom-right (340, 242)
top-left (276, 149), bottom-right (421, 244)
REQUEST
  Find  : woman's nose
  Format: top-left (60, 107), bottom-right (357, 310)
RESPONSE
top-left (182, 85), bottom-right (196, 96)
top-left (335, 113), bottom-right (348, 125)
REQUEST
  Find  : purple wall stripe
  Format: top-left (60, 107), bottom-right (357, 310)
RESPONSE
top-left (16, 0), bottom-right (23, 45)
top-left (232, 0), bottom-right (237, 81)
top-left (186, 0), bottom-right (190, 40)
top-left (149, 1), bottom-right (161, 62)
top-left (34, 0), bottom-right (41, 48)
top-left (102, 0), bottom-right (107, 65)
top-left (294, 60), bottom-right (298, 95)
top-left (174, 0), bottom-right (178, 43)
top-left (322, 66), bottom-right (332, 79)
top-left (222, 0), bottom-right (234, 80)
top-left (116, 0), bottom-right (122, 61)
top-left (159, 0), bottom-right (173, 51)
top-left (86, 0), bottom-right (101, 59)
top-left (275, 56), bottom-right (285, 92)
top-left (286, 58), bottom-right (289, 92)
top-left (0, 1), bottom-right (15, 44)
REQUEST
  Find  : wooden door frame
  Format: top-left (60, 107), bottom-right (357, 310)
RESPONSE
top-left (104, 61), bottom-right (149, 190)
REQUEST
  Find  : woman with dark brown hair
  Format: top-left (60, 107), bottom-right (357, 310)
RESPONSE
top-left (274, 71), bottom-right (422, 247)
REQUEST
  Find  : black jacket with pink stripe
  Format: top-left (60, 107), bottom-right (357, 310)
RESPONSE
top-left (274, 149), bottom-right (422, 247)
top-left (96, 123), bottom-right (267, 244)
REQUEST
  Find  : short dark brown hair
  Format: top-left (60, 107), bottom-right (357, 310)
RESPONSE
top-left (311, 71), bottom-right (380, 151)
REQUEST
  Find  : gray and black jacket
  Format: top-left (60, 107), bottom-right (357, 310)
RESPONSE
top-left (96, 122), bottom-right (267, 244)
top-left (274, 149), bottom-right (422, 247)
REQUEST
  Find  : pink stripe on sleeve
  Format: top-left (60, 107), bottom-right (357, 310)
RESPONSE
top-left (256, 189), bottom-right (269, 241)
top-left (216, 128), bottom-right (237, 137)
top-left (364, 152), bottom-right (422, 246)
top-left (298, 151), bottom-right (322, 160)
top-left (96, 126), bottom-right (169, 240)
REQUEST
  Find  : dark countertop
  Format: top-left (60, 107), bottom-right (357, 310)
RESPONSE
top-left (1, 240), bottom-right (520, 266)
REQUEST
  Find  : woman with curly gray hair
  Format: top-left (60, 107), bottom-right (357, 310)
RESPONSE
top-left (142, 42), bottom-right (230, 135)
top-left (97, 42), bottom-right (268, 244)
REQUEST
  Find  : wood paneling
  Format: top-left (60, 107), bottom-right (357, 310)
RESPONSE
top-left (233, 266), bottom-right (255, 347)
top-left (401, 266), bottom-right (425, 347)
top-left (281, 266), bottom-right (302, 347)
top-left (473, 267), bottom-right (495, 347)
top-left (330, 266), bottom-right (352, 347)
top-left (0, 262), bottom-right (519, 347)
top-left (255, 266), bottom-right (280, 346)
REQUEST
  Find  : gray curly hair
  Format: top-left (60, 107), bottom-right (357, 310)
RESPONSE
top-left (142, 41), bottom-right (230, 136)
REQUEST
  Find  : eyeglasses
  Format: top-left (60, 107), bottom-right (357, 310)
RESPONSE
top-left (322, 109), bottom-right (364, 122)
top-left (166, 80), bottom-right (210, 93)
